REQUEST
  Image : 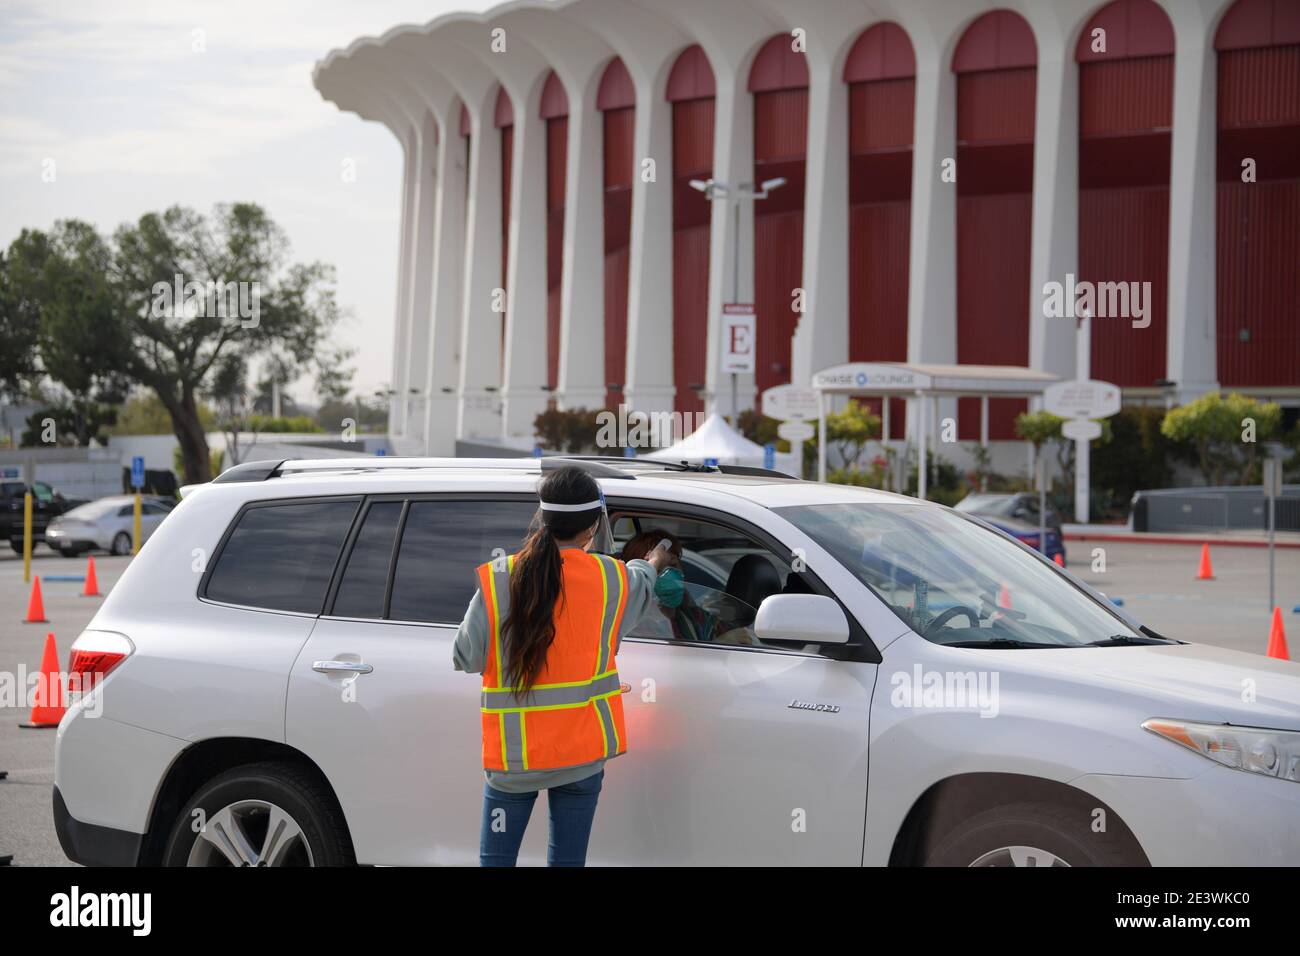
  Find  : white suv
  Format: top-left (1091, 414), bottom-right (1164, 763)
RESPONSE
top-left (54, 457), bottom-right (1300, 866)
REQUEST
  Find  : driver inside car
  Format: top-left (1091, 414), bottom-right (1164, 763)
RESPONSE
top-left (620, 530), bottom-right (758, 646)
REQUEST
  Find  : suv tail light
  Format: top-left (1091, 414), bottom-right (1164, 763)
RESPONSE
top-left (68, 631), bottom-right (133, 694)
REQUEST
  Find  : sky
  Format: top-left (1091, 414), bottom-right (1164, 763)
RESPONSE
top-left (0, 0), bottom-right (496, 405)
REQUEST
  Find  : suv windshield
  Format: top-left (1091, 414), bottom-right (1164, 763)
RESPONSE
top-left (778, 502), bottom-right (1161, 648)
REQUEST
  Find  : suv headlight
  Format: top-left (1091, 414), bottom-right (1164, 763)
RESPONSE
top-left (1144, 718), bottom-right (1300, 783)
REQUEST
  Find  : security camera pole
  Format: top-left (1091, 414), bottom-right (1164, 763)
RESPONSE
top-left (689, 177), bottom-right (786, 421)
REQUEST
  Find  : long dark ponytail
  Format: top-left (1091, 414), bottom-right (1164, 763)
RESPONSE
top-left (501, 467), bottom-right (602, 693)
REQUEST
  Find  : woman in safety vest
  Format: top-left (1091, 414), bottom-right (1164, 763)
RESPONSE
top-left (453, 466), bottom-right (671, 866)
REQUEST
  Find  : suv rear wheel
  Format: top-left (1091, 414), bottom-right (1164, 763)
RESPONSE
top-left (162, 761), bottom-right (355, 867)
top-left (923, 801), bottom-right (1145, 867)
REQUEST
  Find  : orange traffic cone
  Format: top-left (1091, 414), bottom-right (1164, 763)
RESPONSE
top-left (81, 555), bottom-right (100, 597)
top-left (1195, 543), bottom-right (1215, 581)
top-left (19, 632), bottom-right (65, 728)
top-left (1053, 553), bottom-right (1065, 567)
top-left (23, 576), bottom-right (47, 623)
top-left (998, 582), bottom-right (1013, 609)
top-left (1266, 607), bottom-right (1290, 661)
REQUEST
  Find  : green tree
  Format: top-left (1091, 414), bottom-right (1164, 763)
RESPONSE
top-left (0, 247), bottom-right (42, 399)
top-left (4, 224), bottom-right (131, 443)
top-left (111, 393), bottom-right (216, 435)
top-left (113, 203), bottom-right (343, 483)
top-left (1161, 391), bottom-right (1281, 486)
top-left (824, 399), bottom-right (880, 470)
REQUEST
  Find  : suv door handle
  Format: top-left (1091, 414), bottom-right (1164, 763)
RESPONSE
top-left (313, 660), bottom-right (374, 675)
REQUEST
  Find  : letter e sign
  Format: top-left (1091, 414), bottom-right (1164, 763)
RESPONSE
top-left (721, 304), bottom-right (756, 374)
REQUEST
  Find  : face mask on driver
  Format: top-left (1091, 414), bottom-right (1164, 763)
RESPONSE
top-left (654, 566), bottom-right (686, 608)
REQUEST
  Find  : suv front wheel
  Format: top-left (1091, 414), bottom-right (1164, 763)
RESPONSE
top-left (923, 801), bottom-right (1146, 867)
top-left (162, 761), bottom-right (355, 867)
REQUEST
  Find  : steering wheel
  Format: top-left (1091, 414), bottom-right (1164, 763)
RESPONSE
top-left (924, 605), bottom-right (979, 638)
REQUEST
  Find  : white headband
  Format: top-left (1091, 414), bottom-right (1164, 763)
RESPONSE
top-left (538, 499), bottom-right (603, 512)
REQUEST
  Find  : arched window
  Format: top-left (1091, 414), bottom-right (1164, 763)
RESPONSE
top-left (1076, 0), bottom-right (1174, 389)
top-left (1214, 0), bottom-right (1300, 386)
top-left (667, 45), bottom-right (716, 414)
top-left (748, 34), bottom-right (809, 394)
top-left (844, 22), bottom-right (916, 438)
top-left (598, 57), bottom-right (635, 409)
top-left (953, 10), bottom-right (1037, 440)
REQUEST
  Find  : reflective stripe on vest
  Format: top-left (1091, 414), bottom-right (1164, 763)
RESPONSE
top-left (476, 551), bottom-right (629, 772)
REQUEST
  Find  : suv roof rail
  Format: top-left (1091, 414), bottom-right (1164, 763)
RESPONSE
top-left (715, 464), bottom-right (800, 480)
top-left (211, 455), bottom-right (638, 482)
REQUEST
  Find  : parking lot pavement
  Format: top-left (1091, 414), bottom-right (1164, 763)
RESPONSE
top-left (0, 551), bottom-right (132, 867)
top-left (1068, 540), bottom-right (1299, 657)
top-left (0, 541), bottom-right (1293, 867)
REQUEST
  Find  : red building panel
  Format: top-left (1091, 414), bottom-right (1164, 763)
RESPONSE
top-left (667, 44), bottom-right (716, 101)
top-left (546, 116), bottom-right (567, 392)
top-left (500, 124), bottom-right (512, 357)
top-left (1079, 57), bottom-right (1173, 135)
top-left (957, 67), bottom-right (1037, 143)
top-left (754, 88), bottom-right (810, 162)
top-left (1217, 179), bottom-right (1300, 385)
top-left (672, 91), bottom-right (713, 415)
top-left (754, 211), bottom-right (803, 393)
top-left (1079, 186), bottom-right (1170, 386)
top-left (1075, 0), bottom-right (1175, 62)
top-left (956, 192), bottom-right (1033, 439)
top-left (603, 100), bottom-right (634, 409)
top-left (539, 70), bottom-right (568, 119)
top-left (844, 21), bottom-right (916, 82)
top-left (597, 57), bottom-right (635, 110)
top-left (952, 10), bottom-right (1037, 73)
top-left (1217, 46), bottom-right (1300, 127)
top-left (748, 34), bottom-right (809, 92)
top-left (848, 78), bottom-right (916, 152)
top-left (1215, 0), bottom-right (1300, 51)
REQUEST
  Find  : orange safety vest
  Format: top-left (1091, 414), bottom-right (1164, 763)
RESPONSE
top-left (477, 549), bottom-right (630, 773)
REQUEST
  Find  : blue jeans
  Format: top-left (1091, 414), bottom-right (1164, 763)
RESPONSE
top-left (479, 770), bottom-right (604, 867)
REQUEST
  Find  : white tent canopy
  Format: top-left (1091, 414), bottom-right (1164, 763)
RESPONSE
top-left (644, 413), bottom-right (797, 474)
top-left (811, 361), bottom-right (1060, 495)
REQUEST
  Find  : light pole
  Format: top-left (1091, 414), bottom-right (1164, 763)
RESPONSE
top-left (689, 176), bottom-right (787, 421)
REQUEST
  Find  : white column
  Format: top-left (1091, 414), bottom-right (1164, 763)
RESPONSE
top-left (404, 112), bottom-right (438, 448)
top-left (457, 113), bottom-right (505, 441)
top-left (905, 54), bottom-right (958, 448)
top-left (1166, 20), bottom-right (1220, 402)
top-left (704, 73), bottom-right (756, 418)
top-left (422, 118), bottom-right (466, 457)
top-left (556, 83), bottom-right (607, 412)
top-left (623, 79), bottom-right (676, 415)
top-left (1027, 42), bottom-right (1078, 381)
top-left (502, 100), bottom-right (551, 442)
top-left (791, 55), bottom-right (849, 389)
top-left (389, 132), bottom-right (417, 436)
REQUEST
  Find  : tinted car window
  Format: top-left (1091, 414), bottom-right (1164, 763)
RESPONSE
top-left (205, 499), bottom-right (359, 613)
top-left (332, 501), bottom-right (403, 619)
top-left (388, 500), bottom-right (535, 623)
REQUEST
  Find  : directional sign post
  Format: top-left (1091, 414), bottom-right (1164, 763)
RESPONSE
top-left (762, 385), bottom-right (819, 479)
top-left (1044, 315), bottom-right (1121, 524)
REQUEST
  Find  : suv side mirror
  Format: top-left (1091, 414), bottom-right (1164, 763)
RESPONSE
top-left (754, 594), bottom-right (850, 644)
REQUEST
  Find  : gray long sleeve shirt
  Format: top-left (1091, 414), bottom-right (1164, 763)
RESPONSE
top-left (453, 552), bottom-right (659, 794)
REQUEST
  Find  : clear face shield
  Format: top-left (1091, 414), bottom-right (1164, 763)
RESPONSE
top-left (537, 489), bottom-right (615, 554)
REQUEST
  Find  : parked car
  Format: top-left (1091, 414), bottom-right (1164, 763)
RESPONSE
top-left (955, 492), bottom-right (1064, 536)
top-left (44, 495), bottom-right (173, 557)
top-left (54, 457), bottom-right (1300, 867)
top-left (2, 479), bottom-right (80, 553)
